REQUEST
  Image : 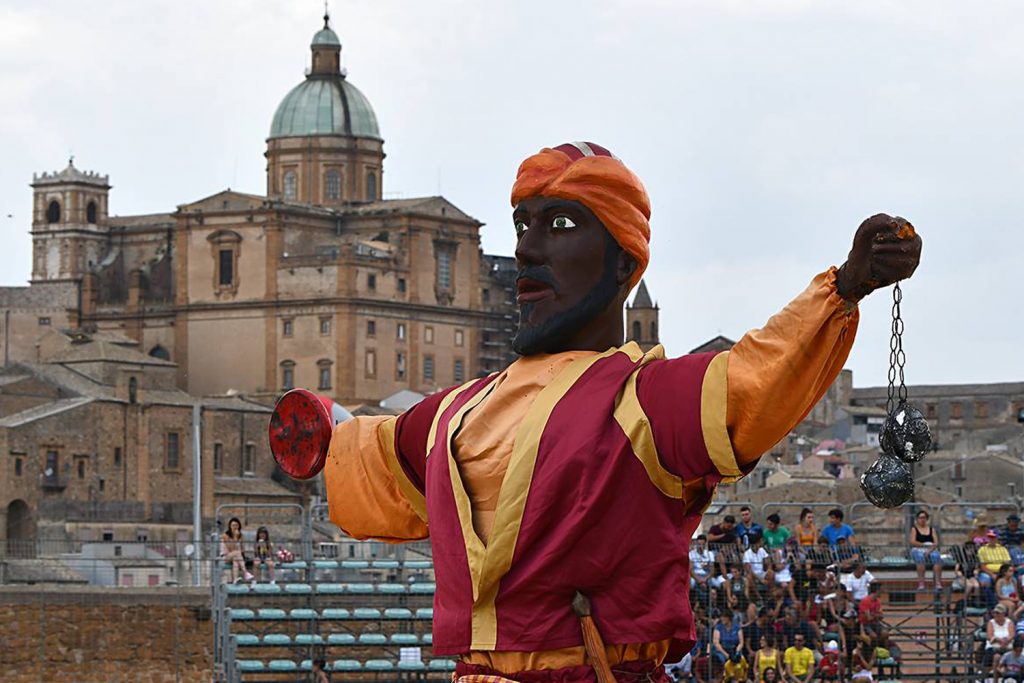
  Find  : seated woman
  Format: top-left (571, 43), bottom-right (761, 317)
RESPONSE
top-left (252, 526), bottom-right (276, 585)
top-left (754, 634), bottom-right (780, 683)
top-left (997, 564), bottom-right (1021, 619)
top-left (987, 605), bottom-right (1016, 680)
top-left (851, 637), bottom-right (876, 683)
top-left (713, 611), bottom-right (745, 666)
top-left (909, 510), bottom-right (943, 591)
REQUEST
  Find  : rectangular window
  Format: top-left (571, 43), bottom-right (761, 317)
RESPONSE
top-left (114, 447), bottom-right (122, 466)
top-left (165, 433), bottom-right (180, 471)
top-left (368, 273), bottom-right (377, 290)
top-left (366, 349), bottom-right (377, 378)
top-left (396, 352), bottom-right (406, 380)
top-left (218, 249), bottom-right (234, 286)
top-left (213, 443), bottom-right (223, 473)
top-left (454, 358), bottom-right (465, 383)
top-left (243, 444), bottom-right (255, 475)
top-left (975, 402), bottom-right (988, 419)
top-left (398, 278), bottom-right (407, 293)
top-left (320, 317), bottom-right (331, 335)
top-left (423, 354), bottom-right (435, 382)
top-left (282, 365), bottom-right (294, 391)
top-left (367, 320), bottom-right (376, 337)
top-left (482, 288), bottom-right (490, 303)
top-left (425, 326), bottom-right (434, 344)
top-left (122, 574), bottom-right (135, 587)
top-left (951, 402), bottom-right (963, 419)
top-left (318, 365), bottom-right (332, 390)
top-left (282, 319), bottom-right (293, 337)
top-left (102, 530), bottom-right (114, 542)
top-left (455, 329), bottom-right (464, 347)
top-left (38, 317), bottom-right (51, 326)
top-left (437, 250), bottom-right (453, 290)
top-left (44, 450), bottom-right (59, 484)
top-left (148, 574), bottom-right (160, 587)
top-left (77, 458), bottom-right (85, 480)
top-left (397, 323), bottom-right (406, 341)
top-left (98, 478), bottom-right (105, 492)
top-left (926, 403), bottom-right (937, 420)
top-left (14, 457), bottom-right (22, 477)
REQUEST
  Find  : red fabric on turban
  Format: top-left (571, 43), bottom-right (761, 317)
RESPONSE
top-left (510, 142), bottom-right (651, 290)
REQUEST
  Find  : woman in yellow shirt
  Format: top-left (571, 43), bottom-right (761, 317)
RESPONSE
top-left (755, 634), bottom-right (780, 680)
top-left (796, 508), bottom-right (819, 546)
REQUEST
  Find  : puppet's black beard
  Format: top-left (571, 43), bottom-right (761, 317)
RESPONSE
top-left (512, 240), bottom-right (621, 356)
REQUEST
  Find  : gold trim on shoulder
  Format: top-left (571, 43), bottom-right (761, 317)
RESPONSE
top-left (613, 346), bottom-right (683, 499)
top-left (426, 379), bottom-right (481, 457)
top-left (378, 416), bottom-right (428, 522)
top-left (700, 351), bottom-right (742, 481)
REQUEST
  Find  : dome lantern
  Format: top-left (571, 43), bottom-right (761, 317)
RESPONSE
top-left (310, 12), bottom-right (342, 75)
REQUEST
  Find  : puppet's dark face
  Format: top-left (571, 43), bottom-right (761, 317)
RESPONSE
top-left (511, 196), bottom-right (622, 356)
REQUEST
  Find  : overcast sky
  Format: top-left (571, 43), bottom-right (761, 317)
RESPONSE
top-left (2, 0), bottom-right (1021, 388)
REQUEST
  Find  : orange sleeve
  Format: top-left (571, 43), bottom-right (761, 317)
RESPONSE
top-left (727, 267), bottom-right (859, 466)
top-left (323, 415), bottom-right (429, 543)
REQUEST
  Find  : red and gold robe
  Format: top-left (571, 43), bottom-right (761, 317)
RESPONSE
top-left (323, 268), bottom-right (857, 673)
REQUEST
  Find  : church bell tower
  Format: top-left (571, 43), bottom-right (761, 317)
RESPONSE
top-left (30, 158), bottom-right (111, 283)
top-left (626, 280), bottom-right (660, 352)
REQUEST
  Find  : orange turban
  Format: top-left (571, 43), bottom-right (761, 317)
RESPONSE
top-left (510, 141), bottom-right (651, 290)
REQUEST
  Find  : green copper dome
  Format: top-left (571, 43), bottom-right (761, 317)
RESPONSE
top-left (269, 77), bottom-right (381, 140)
top-left (312, 26), bottom-right (340, 47)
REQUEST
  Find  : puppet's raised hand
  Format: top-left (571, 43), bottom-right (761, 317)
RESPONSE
top-left (835, 214), bottom-right (922, 304)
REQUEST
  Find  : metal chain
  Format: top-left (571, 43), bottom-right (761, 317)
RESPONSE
top-left (887, 282), bottom-right (908, 413)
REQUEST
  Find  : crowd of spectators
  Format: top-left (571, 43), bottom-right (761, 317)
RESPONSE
top-left (675, 506), bottom-right (1024, 682)
top-left (675, 507), bottom-right (891, 683)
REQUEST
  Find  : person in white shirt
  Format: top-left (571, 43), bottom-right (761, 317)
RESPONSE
top-left (841, 562), bottom-right (875, 601)
top-left (691, 533), bottom-right (726, 594)
top-left (743, 532), bottom-right (773, 591)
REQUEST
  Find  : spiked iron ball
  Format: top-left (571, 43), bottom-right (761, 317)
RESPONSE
top-left (860, 453), bottom-right (915, 509)
top-left (879, 401), bottom-right (931, 463)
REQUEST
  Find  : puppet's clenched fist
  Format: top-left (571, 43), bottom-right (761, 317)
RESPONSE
top-left (836, 213), bottom-right (922, 304)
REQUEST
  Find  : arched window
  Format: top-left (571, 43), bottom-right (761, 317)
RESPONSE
top-left (148, 345), bottom-right (170, 361)
top-left (366, 171), bottom-right (377, 201)
top-left (47, 200), bottom-right (61, 224)
top-left (283, 171), bottom-right (298, 201)
top-left (281, 360), bottom-right (295, 391)
top-left (317, 359), bottom-right (333, 390)
top-left (632, 320), bottom-right (642, 341)
top-left (86, 201), bottom-right (97, 224)
top-left (650, 321), bottom-right (657, 340)
top-left (325, 170), bottom-right (341, 200)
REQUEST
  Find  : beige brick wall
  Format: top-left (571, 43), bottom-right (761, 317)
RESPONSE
top-left (0, 587), bottom-right (212, 683)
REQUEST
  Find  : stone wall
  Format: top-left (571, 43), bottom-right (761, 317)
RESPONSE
top-left (0, 586), bottom-right (212, 682)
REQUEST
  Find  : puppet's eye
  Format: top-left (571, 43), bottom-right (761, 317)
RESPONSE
top-left (552, 215), bottom-right (576, 230)
top-left (514, 220), bottom-right (528, 237)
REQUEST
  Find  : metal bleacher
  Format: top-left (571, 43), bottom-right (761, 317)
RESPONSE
top-left (212, 504), bottom-right (453, 682)
top-left (214, 501), bottom-right (1017, 682)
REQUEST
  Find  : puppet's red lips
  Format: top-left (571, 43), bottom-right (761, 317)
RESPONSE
top-left (516, 278), bottom-right (554, 303)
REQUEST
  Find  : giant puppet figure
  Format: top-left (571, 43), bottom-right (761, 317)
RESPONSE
top-left (269, 142), bottom-right (922, 683)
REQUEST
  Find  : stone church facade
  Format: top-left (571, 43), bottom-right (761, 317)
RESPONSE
top-left (1, 15), bottom-right (518, 407)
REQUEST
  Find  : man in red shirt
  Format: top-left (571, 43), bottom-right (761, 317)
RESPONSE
top-left (859, 582), bottom-right (884, 643)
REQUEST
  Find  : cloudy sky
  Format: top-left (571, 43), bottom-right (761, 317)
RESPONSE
top-left (2, 0), bottom-right (1021, 388)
